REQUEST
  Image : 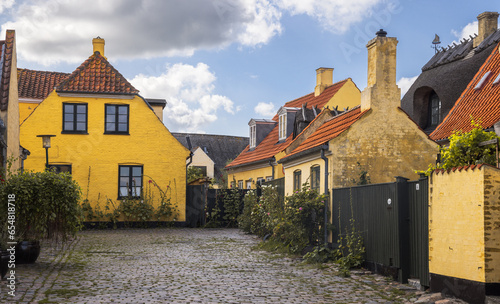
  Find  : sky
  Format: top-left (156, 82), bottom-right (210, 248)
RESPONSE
top-left (1, 0), bottom-right (499, 137)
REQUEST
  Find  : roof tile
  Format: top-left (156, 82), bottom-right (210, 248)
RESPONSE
top-left (18, 69), bottom-right (70, 99)
top-left (0, 30), bottom-right (15, 111)
top-left (430, 41), bottom-right (500, 141)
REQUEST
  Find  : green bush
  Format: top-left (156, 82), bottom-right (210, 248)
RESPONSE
top-left (0, 170), bottom-right (82, 241)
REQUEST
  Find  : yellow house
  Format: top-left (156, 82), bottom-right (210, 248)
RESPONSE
top-left (0, 30), bottom-right (27, 172)
top-left (279, 30), bottom-right (439, 196)
top-left (225, 68), bottom-right (360, 189)
top-left (19, 38), bottom-right (190, 221)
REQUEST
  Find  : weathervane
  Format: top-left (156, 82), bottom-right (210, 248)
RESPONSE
top-left (432, 34), bottom-right (441, 54)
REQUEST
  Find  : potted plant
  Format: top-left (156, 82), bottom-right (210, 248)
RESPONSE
top-left (0, 170), bottom-right (82, 264)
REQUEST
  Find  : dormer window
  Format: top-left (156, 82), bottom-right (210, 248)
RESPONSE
top-left (429, 92), bottom-right (441, 127)
top-left (279, 113), bottom-right (286, 140)
top-left (249, 124), bottom-right (256, 148)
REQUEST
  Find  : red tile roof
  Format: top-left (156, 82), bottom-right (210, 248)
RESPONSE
top-left (0, 30), bottom-right (15, 111)
top-left (226, 79), bottom-right (350, 169)
top-left (433, 164), bottom-right (487, 175)
top-left (430, 42), bottom-right (500, 141)
top-left (55, 52), bottom-right (138, 95)
top-left (18, 69), bottom-right (70, 99)
top-left (280, 106), bottom-right (368, 162)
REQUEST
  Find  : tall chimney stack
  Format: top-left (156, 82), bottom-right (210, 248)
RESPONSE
top-left (92, 36), bottom-right (105, 56)
top-left (314, 67), bottom-right (333, 97)
top-left (474, 12), bottom-right (499, 48)
top-left (361, 29), bottom-right (400, 112)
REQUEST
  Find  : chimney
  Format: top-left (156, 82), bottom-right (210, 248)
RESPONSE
top-left (314, 67), bottom-right (333, 97)
top-left (361, 29), bottom-right (401, 112)
top-left (92, 36), bottom-right (105, 56)
top-left (474, 12), bottom-right (499, 48)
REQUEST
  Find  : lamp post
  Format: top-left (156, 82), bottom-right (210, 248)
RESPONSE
top-left (36, 135), bottom-right (55, 170)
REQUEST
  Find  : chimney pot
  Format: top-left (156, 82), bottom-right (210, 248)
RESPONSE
top-left (92, 37), bottom-right (105, 57)
top-left (376, 29), bottom-right (387, 37)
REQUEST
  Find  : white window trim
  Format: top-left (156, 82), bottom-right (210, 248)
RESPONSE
top-left (279, 113), bottom-right (286, 140)
top-left (249, 124), bottom-right (256, 148)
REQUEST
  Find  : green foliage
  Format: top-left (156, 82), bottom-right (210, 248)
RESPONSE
top-left (334, 218), bottom-right (365, 276)
top-left (187, 166), bottom-right (204, 183)
top-left (0, 170), bottom-right (82, 241)
top-left (419, 119), bottom-right (500, 175)
top-left (222, 188), bottom-right (242, 228)
top-left (352, 162), bottom-right (371, 185)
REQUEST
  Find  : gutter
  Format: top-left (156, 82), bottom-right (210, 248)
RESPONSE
top-left (320, 144), bottom-right (329, 246)
top-left (277, 146), bottom-right (323, 164)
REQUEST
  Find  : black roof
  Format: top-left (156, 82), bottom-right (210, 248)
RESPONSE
top-left (172, 133), bottom-right (249, 179)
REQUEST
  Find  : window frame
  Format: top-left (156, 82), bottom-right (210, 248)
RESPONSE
top-left (118, 165), bottom-right (143, 199)
top-left (48, 164), bottom-right (72, 174)
top-left (429, 92), bottom-right (441, 127)
top-left (293, 170), bottom-right (301, 191)
top-left (310, 166), bottom-right (320, 191)
top-left (278, 113), bottom-right (287, 140)
top-left (62, 103), bottom-right (88, 134)
top-left (249, 124), bottom-right (256, 148)
top-left (238, 180), bottom-right (243, 189)
top-left (105, 104), bottom-right (130, 135)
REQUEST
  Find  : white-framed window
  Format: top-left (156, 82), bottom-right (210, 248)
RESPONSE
top-left (249, 124), bottom-right (256, 148)
top-left (266, 176), bottom-right (272, 181)
top-left (279, 113), bottom-right (286, 140)
top-left (246, 180), bottom-right (252, 189)
top-left (238, 180), bottom-right (243, 188)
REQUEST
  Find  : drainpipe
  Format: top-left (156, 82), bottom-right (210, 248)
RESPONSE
top-left (186, 136), bottom-right (193, 180)
top-left (320, 144), bottom-right (329, 246)
top-left (269, 157), bottom-right (275, 180)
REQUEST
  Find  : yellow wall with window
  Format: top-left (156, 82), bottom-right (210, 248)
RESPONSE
top-left (282, 156), bottom-right (326, 196)
top-left (20, 91), bottom-right (190, 221)
top-left (227, 165), bottom-right (276, 189)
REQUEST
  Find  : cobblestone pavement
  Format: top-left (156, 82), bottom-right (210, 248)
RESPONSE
top-left (1, 228), bottom-right (466, 304)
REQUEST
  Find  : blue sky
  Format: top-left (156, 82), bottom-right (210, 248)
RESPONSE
top-left (1, 0), bottom-right (499, 136)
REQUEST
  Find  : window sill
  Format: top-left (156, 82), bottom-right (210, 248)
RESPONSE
top-left (61, 131), bottom-right (89, 135)
top-left (104, 132), bottom-right (130, 135)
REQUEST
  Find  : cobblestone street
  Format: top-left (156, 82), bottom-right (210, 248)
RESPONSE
top-left (1, 229), bottom-right (463, 303)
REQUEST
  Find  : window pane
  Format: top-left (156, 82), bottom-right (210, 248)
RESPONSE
top-left (107, 105), bottom-right (116, 115)
top-left (64, 105), bottom-right (74, 114)
top-left (76, 105), bottom-right (86, 114)
top-left (106, 123), bottom-right (116, 132)
top-left (64, 122), bottom-right (74, 131)
top-left (120, 167), bottom-right (129, 177)
top-left (120, 187), bottom-right (129, 197)
top-left (133, 187), bottom-right (141, 197)
top-left (77, 113), bottom-right (86, 122)
top-left (119, 176), bottom-right (129, 186)
top-left (64, 113), bottom-right (73, 122)
top-left (118, 114), bottom-right (127, 123)
top-left (118, 106), bottom-right (128, 114)
top-left (106, 114), bottom-right (115, 123)
top-left (76, 122), bottom-right (86, 131)
top-left (118, 123), bottom-right (127, 132)
top-left (132, 167), bottom-right (142, 177)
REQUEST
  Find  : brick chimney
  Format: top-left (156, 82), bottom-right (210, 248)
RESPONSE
top-left (92, 36), bottom-right (105, 56)
top-left (314, 67), bottom-right (333, 97)
top-left (474, 12), bottom-right (499, 48)
top-left (361, 29), bottom-right (400, 112)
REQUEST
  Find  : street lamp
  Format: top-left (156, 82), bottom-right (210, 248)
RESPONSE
top-left (36, 135), bottom-right (55, 169)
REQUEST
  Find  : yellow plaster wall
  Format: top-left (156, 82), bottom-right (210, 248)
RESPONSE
top-left (283, 156), bottom-right (325, 196)
top-left (327, 79), bottom-right (360, 111)
top-left (330, 108), bottom-right (438, 188)
top-left (190, 147), bottom-right (215, 178)
top-left (19, 101), bottom-right (39, 124)
top-left (428, 167), bottom-right (486, 283)
top-left (484, 166), bottom-right (500, 283)
top-left (20, 92), bottom-right (189, 221)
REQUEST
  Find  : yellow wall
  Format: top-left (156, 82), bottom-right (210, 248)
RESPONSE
top-left (429, 165), bottom-right (500, 284)
top-left (189, 147), bottom-right (215, 178)
top-left (227, 165), bottom-right (274, 189)
top-left (282, 154), bottom-right (326, 196)
top-left (20, 91), bottom-right (190, 221)
top-left (328, 79), bottom-right (361, 111)
top-left (19, 101), bottom-right (39, 124)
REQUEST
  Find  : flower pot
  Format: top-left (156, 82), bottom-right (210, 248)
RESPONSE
top-left (1, 250), bottom-right (10, 278)
top-left (15, 240), bottom-right (41, 264)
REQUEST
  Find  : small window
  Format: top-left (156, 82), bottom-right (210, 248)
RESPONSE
top-left (293, 170), bottom-right (301, 191)
top-left (279, 113), bottom-right (287, 140)
top-left (230, 181), bottom-right (236, 188)
top-left (257, 177), bottom-right (265, 186)
top-left (265, 176), bottom-right (273, 181)
top-left (105, 104), bottom-right (129, 134)
top-left (238, 180), bottom-right (243, 188)
top-left (194, 166), bottom-right (207, 176)
top-left (310, 166), bottom-right (320, 191)
top-left (63, 103), bottom-right (87, 133)
top-left (119, 165), bottom-right (143, 199)
top-left (474, 71), bottom-right (492, 90)
top-left (249, 124), bottom-right (256, 148)
top-left (429, 92), bottom-right (441, 127)
top-left (49, 164), bottom-right (72, 174)
top-left (246, 180), bottom-right (252, 189)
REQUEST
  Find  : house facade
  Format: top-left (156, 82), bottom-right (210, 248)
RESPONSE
top-left (279, 30), bottom-right (439, 196)
top-left (20, 38), bottom-right (190, 221)
top-left (225, 69), bottom-right (361, 189)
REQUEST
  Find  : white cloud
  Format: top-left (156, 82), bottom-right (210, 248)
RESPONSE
top-left (129, 63), bottom-right (237, 132)
top-left (0, 0), bottom-right (14, 14)
top-left (254, 101), bottom-right (276, 117)
top-left (1, 0), bottom-right (282, 65)
top-left (451, 21), bottom-right (477, 42)
top-left (397, 75), bottom-right (417, 97)
top-left (275, 0), bottom-right (385, 33)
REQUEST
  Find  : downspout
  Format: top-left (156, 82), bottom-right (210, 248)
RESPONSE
top-left (320, 144), bottom-right (329, 246)
top-left (186, 136), bottom-right (193, 179)
top-left (269, 157), bottom-right (275, 180)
